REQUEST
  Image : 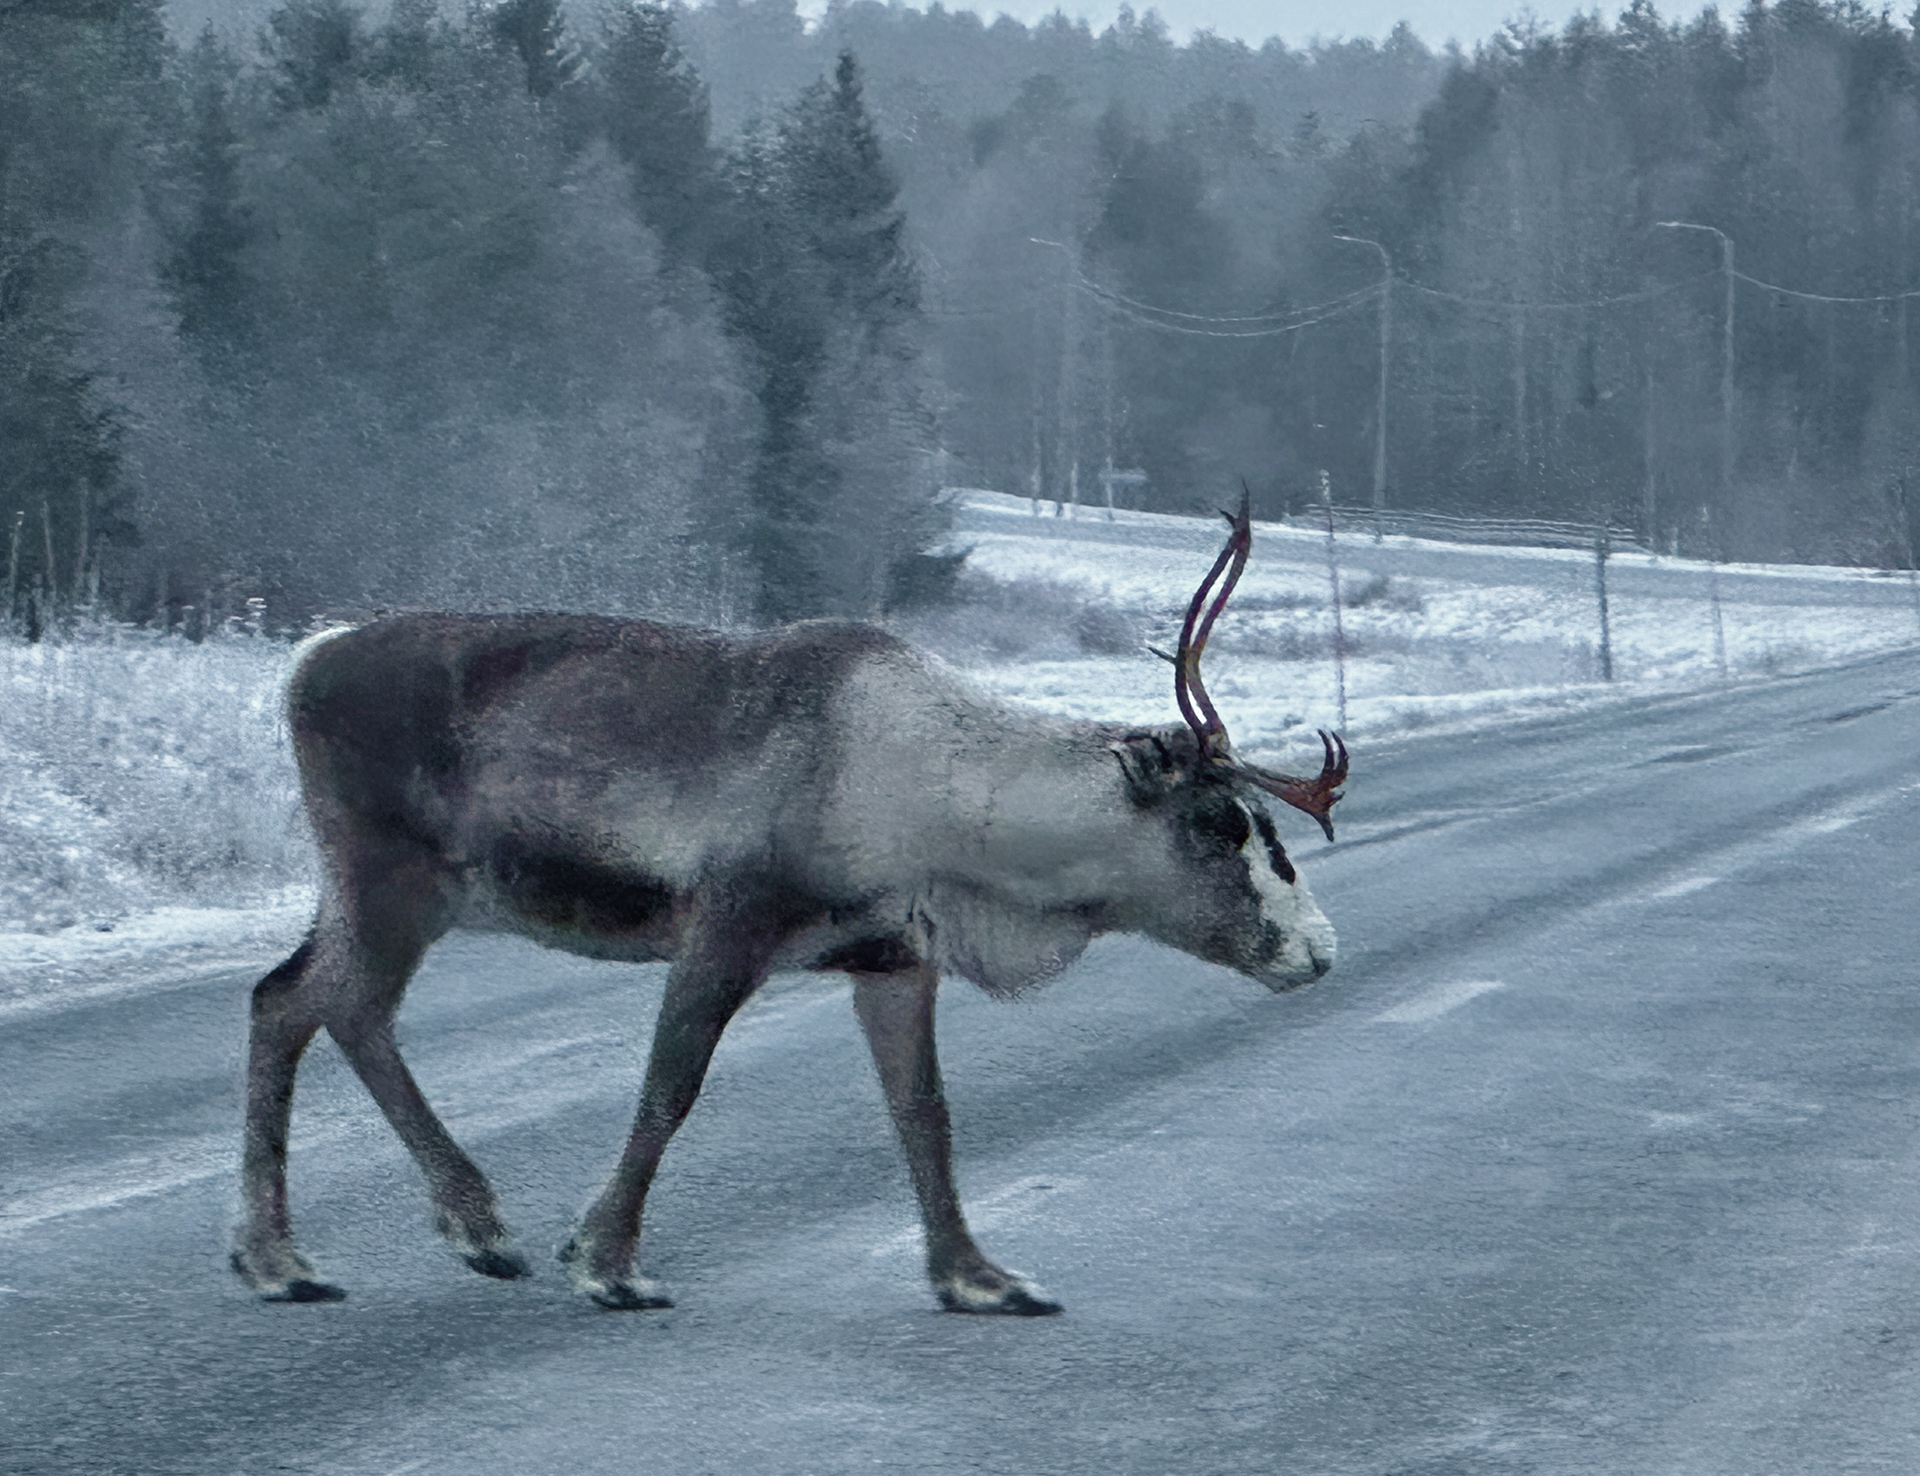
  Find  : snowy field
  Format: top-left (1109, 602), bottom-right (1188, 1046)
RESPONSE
top-left (5, 493), bottom-right (1918, 1005)
top-left (917, 491), bottom-right (1920, 757)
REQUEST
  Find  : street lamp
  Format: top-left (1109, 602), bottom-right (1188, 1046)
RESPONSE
top-left (1333, 234), bottom-right (1392, 527)
top-left (1655, 221), bottom-right (1735, 506)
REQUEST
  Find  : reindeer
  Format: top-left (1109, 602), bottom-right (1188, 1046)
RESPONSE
top-left (232, 498), bottom-right (1346, 1315)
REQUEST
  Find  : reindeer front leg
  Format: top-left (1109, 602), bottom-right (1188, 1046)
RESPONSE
top-left (852, 964), bottom-right (1061, 1315)
top-left (562, 897), bottom-right (776, 1309)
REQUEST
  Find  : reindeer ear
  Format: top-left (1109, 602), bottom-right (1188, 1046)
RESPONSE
top-left (1109, 731), bottom-right (1184, 805)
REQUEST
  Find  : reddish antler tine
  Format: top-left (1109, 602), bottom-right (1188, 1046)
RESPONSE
top-left (1231, 728), bottom-right (1348, 842)
top-left (1325, 729), bottom-right (1350, 786)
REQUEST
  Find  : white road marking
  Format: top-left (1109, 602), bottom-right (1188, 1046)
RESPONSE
top-left (1374, 979), bottom-right (1505, 1024)
top-left (1634, 781), bottom-right (1918, 907)
top-left (869, 1174), bottom-right (1081, 1259)
top-left (3, 974), bottom-right (855, 1240)
top-left (0, 1033), bottom-right (618, 1239)
top-left (1653, 875), bottom-right (1720, 899)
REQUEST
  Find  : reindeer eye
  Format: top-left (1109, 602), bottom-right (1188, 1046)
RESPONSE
top-left (1248, 805), bottom-right (1298, 884)
top-left (1189, 795), bottom-right (1252, 853)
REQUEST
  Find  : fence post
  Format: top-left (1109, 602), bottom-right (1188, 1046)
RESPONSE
top-left (1703, 506), bottom-right (1729, 680)
top-left (4, 510), bottom-right (22, 633)
top-left (1594, 527), bottom-right (1614, 681)
top-left (1891, 475), bottom-right (1920, 635)
top-left (1321, 470), bottom-right (1348, 732)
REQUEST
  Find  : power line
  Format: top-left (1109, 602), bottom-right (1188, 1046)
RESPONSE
top-left (1083, 285), bottom-right (1384, 339)
top-left (1733, 271), bottom-right (1920, 306)
top-left (1073, 277), bottom-right (1382, 326)
top-left (1396, 274), bottom-right (1711, 310)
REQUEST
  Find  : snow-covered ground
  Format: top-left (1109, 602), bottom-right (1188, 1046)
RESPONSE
top-left (0, 627), bottom-right (309, 931)
top-left (5, 494), bottom-right (1918, 1004)
top-left (915, 491), bottom-right (1920, 762)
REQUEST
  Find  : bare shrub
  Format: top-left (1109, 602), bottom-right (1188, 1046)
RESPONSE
top-left (1343, 573), bottom-right (1424, 612)
top-left (894, 575), bottom-right (1087, 662)
top-left (1072, 602), bottom-right (1142, 655)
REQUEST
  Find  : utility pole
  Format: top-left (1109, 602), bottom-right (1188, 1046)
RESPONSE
top-left (1657, 221), bottom-right (1736, 507)
top-left (1028, 238), bottom-right (1081, 518)
top-left (1101, 314), bottom-right (1115, 521)
top-left (1333, 234), bottom-right (1391, 535)
top-left (1899, 295), bottom-right (1909, 400)
top-left (1029, 270), bottom-right (1045, 516)
top-left (1062, 250), bottom-right (1078, 518)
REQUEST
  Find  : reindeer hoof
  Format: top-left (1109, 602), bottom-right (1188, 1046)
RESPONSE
top-left (267, 1278), bottom-right (348, 1303)
top-left (557, 1236), bottom-right (672, 1311)
top-left (434, 1209), bottom-right (528, 1283)
top-left (934, 1272), bottom-right (1063, 1317)
top-left (231, 1245), bottom-right (347, 1303)
top-left (463, 1247), bottom-right (531, 1281)
top-left (589, 1280), bottom-right (675, 1311)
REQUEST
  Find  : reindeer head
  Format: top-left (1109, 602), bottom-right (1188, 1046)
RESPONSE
top-left (1110, 492), bottom-right (1346, 990)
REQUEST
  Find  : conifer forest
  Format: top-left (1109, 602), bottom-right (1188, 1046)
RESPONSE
top-left (5, 0), bottom-right (1920, 634)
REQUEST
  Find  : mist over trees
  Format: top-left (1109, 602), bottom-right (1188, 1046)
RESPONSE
top-left (4, 0), bottom-right (1919, 635)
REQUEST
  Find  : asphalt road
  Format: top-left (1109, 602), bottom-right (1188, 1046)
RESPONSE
top-left (5, 648), bottom-right (1920, 1474)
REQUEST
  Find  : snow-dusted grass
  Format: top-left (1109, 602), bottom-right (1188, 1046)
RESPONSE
top-left (0, 626), bottom-right (312, 936)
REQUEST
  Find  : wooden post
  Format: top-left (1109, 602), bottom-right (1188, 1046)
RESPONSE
top-left (1891, 476), bottom-right (1920, 635)
top-left (1642, 365), bottom-right (1658, 552)
top-left (41, 499), bottom-right (58, 613)
top-left (4, 509), bottom-right (22, 630)
top-left (1321, 470), bottom-right (1348, 732)
top-left (1703, 506), bottom-right (1728, 680)
top-left (1593, 528), bottom-right (1614, 682)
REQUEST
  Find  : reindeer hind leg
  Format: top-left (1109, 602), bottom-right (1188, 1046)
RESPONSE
top-left (319, 852), bottom-right (529, 1284)
top-left (234, 839), bottom-right (524, 1301)
top-left (233, 932), bottom-right (344, 1301)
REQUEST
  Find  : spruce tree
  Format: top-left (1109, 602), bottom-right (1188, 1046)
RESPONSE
top-left (0, 0), bottom-right (153, 626)
top-left (485, 0), bottom-right (581, 100)
top-left (262, 0), bottom-right (363, 111)
top-left (775, 52), bottom-right (917, 335)
top-left (600, 1), bottom-right (717, 269)
top-left (163, 29), bottom-right (253, 349)
top-left (370, 0), bottom-right (437, 91)
top-left (707, 51), bottom-right (928, 623)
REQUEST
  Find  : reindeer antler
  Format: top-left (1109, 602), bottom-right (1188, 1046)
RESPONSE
top-left (1173, 488), bottom-right (1253, 763)
top-left (1227, 732), bottom-right (1349, 843)
top-left (1172, 486), bottom-right (1349, 841)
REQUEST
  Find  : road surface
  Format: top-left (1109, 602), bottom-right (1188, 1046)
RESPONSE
top-left (5, 648), bottom-right (1920, 1474)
